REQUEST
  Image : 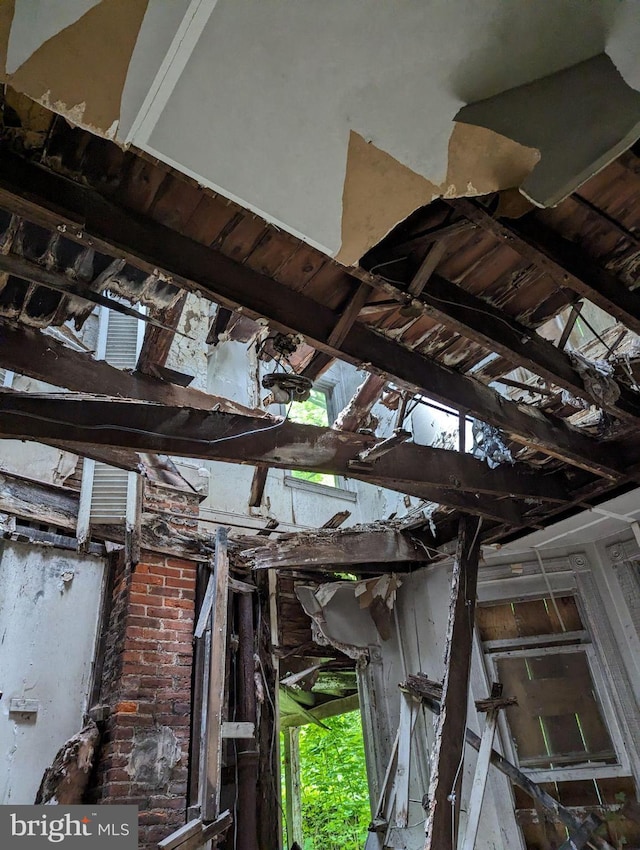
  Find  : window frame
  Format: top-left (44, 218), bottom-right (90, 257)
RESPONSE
top-left (484, 636), bottom-right (630, 783)
top-left (284, 377), bottom-right (356, 497)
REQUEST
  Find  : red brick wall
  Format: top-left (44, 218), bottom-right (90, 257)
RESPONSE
top-left (91, 550), bottom-right (197, 850)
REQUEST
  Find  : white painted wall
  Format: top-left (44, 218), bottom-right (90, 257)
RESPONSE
top-left (0, 541), bottom-right (106, 804)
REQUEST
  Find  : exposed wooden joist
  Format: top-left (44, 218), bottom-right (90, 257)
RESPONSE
top-left (0, 320), bottom-right (267, 417)
top-left (246, 528), bottom-right (432, 570)
top-left (137, 291), bottom-right (188, 375)
top-left (0, 392), bottom-right (575, 513)
top-left (449, 198), bottom-right (640, 337)
top-left (248, 465), bottom-right (269, 507)
top-left (280, 693), bottom-right (360, 728)
top-left (414, 274), bottom-right (640, 420)
top-left (0, 154), bottom-right (620, 479)
top-left (424, 515), bottom-right (481, 850)
top-left (333, 374), bottom-right (387, 432)
top-left (0, 251), bottom-right (175, 333)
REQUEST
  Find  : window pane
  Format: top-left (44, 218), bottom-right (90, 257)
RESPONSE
top-left (497, 650), bottom-right (616, 769)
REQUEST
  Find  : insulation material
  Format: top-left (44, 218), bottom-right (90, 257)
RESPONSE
top-left (0, 0), bottom-right (150, 138)
top-left (337, 125), bottom-right (539, 265)
top-left (569, 350), bottom-right (621, 408)
top-left (471, 420), bottom-right (514, 469)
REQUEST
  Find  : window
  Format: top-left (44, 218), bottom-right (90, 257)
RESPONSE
top-left (477, 596), bottom-right (625, 781)
top-left (288, 386), bottom-right (338, 488)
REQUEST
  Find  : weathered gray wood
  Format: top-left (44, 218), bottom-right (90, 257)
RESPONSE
top-left (424, 515), bottom-right (481, 850)
top-left (157, 811), bottom-right (232, 850)
top-left (460, 709), bottom-right (499, 850)
top-left (408, 684), bottom-right (617, 850)
top-left (283, 727), bottom-right (303, 848)
top-left (246, 529), bottom-right (430, 570)
top-left (203, 528), bottom-right (230, 821)
top-left (0, 470), bottom-right (79, 528)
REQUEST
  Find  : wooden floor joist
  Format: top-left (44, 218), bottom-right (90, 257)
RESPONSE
top-left (424, 515), bottom-right (482, 850)
top-left (449, 198), bottom-right (640, 337)
top-left (0, 153), bottom-right (626, 479)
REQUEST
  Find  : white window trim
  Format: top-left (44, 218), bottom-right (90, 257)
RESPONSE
top-left (285, 376), bottom-right (357, 499)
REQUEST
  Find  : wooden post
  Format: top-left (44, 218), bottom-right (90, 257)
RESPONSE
top-left (283, 727), bottom-right (303, 848)
top-left (424, 515), bottom-right (481, 850)
top-left (201, 528), bottom-right (230, 822)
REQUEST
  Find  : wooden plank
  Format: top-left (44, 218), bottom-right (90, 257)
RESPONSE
top-left (221, 721), bottom-right (254, 739)
top-left (460, 709), bottom-right (499, 850)
top-left (557, 813), bottom-right (603, 850)
top-left (393, 692), bottom-right (414, 829)
top-left (137, 291), bottom-right (188, 375)
top-left (203, 528), bottom-right (230, 821)
top-left (449, 198), bottom-right (640, 337)
top-left (158, 819), bottom-right (202, 850)
top-left (327, 282), bottom-right (372, 347)
top-left (333, 374), bottom-right (387, 432)
top-left (248, 465), bottom-right (268, 508)
top-left (283, 727), bottom-right (303, 848)
top-left (0, 320), bottom-right (267, 417)
top-left (0, 153), bottom-right (621, 479)
top-left (424, 514), bottom-right (482, 850)
top-left (406, 241), bottom-right (448, 296)
top-left (244, 529), bottom-right (446, 570)
top-left (0, 470), bottom-right (78, 528)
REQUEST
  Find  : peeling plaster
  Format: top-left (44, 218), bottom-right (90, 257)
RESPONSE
top-left (1, 0), bottom-right (149, 137)
top-left (6, 0), bottom-right (101, 75)
top-left (337, 125), bottom-right (539, 266)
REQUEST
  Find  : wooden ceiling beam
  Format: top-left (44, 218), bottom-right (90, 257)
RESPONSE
top-left (448, 198), bottom-right (640, 336)
top-left (245, 528), bottom-right (434, 569)
top-left (0, 320), bottom-right (266, 417)
top-left (0, 393), bottom-right (576, 521)
top-left (0, 153), bottom-right (622, 479)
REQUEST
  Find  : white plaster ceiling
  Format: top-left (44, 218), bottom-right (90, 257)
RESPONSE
top-left (128, 0), bottom-right (638, 256)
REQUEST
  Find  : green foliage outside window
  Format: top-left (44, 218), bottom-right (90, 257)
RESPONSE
top-left (282, 711), bottom-right (371, 850)
top-left (289, 389), bottom-right (337, 487)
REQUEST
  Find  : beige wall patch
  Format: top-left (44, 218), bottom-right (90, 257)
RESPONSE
top-left (4, 0), bottom-right (149, 138)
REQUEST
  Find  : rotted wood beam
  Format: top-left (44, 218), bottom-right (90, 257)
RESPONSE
top-left (424, 515), bottom-right (482, 850)
top-left (137, 290), bottom-right (188, 375)
top-left (0, 392), bottom-right (578, 527)
top-left (0, 153), bottom-right (622, 479)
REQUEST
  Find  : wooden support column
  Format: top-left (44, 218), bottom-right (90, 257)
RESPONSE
top-left (283, 727), bottom-right (303, 849)
top-left (196, 528), bottom-right (230, 822)
top-left (424, 515), bottom-right (481, 850)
